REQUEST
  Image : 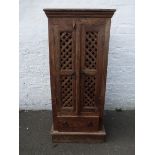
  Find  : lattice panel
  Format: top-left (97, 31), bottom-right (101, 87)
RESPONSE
top-left (60, 76), bottom-right (73, 108)
top-left (83, 76), bottom-right (96, 107)
top-left (85, 32), bottom-right (98, 69)
top-left (60, 31), bottom-right (72, 70)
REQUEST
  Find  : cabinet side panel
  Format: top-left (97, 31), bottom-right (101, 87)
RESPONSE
top-left (48, 19), bottom-right (57, 130)
top-left (99, 18), bottom-right (111, 129)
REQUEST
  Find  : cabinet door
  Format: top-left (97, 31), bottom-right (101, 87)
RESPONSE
top-left (51, 19), bottom-right (76, 115)
top-left (80, 19), bottom-right (106, 115)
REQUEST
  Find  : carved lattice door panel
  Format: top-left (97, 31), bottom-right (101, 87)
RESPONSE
top-left (80, 21), bottom-right (105, 114)
top-left (52, 20), bottom-right (76, 114)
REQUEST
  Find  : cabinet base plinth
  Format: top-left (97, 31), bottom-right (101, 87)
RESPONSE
top-left (51, 126), bottom-right (106, 143)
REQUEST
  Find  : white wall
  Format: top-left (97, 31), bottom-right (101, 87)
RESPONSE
top-left (19, 0), bottom-right (135, 110)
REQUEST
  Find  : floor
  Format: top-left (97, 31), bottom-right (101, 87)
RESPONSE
top-left (19, 110), bottom-right (135, 155)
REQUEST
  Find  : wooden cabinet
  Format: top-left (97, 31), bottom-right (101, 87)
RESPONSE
top-left (44, 9), bottom-right (116, 142)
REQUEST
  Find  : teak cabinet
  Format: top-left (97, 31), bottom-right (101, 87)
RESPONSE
top-left (44, 9), bottom-right (116, 142)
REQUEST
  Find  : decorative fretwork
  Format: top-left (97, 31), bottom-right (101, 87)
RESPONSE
top-left (85, 32), bottom-right (98, 69)
top-left (83, 75), bottom-right (96, 107)
top-left (60, 76), bottom-right (73, 108)
top-left (60, 31), bottom-right (72, 70)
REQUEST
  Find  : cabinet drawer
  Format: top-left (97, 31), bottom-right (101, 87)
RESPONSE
top-left (56, 116), bottom-right (99, 132)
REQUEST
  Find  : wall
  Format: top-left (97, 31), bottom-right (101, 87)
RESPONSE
top-left (19, 0), bottom-right (135, 110)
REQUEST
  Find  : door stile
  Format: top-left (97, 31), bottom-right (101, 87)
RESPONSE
top-left (96, 22), bottom-right (106, 112)
top-left (79, 24), bottom-right (86, 114)
top-left (75, 19), bottom-right (81, 115)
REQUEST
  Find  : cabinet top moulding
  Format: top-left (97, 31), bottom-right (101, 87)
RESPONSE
top-left (43, 8), bottom-right (116, 18)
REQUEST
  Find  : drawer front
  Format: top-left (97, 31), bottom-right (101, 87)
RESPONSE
top-left (56, 116), bottom-right (99, 132)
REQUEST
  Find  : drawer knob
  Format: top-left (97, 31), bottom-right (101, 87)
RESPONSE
top-left (62, 121), bottom-right (69, 128)
top-left (87, 122), bottom-right (93, 127)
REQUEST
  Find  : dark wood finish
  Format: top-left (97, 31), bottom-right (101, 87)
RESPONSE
top-left (43, 9), bottom-right (116, 18)
top-left (44, 9), bottom-right (116, 142)
top-left (51, 125), bottom-right (106, 143)
top-left (57, 116), bottom-right (99, 132)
